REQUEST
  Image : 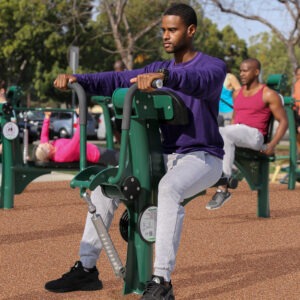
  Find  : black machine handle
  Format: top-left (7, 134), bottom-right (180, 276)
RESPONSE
top-left (67, 81), bottom-right (87, 171)
top-left (121, 83), bottom-right (139, 130)
top-left (121, 81), bottom-right (188, 129)
top-left (67, 82), bottom-right (87, 126)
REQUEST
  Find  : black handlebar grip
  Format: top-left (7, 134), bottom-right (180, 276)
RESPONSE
top-left (67, 82), bottom-right (87, 125)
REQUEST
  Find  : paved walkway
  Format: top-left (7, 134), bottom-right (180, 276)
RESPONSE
top-left (0, 163), bottom-right (75, 183)
top-left (31, 172), bottom-right (75, 182)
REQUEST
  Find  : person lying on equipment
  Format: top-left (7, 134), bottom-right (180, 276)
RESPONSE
top-left (33, 110), bottom-right (119, 166)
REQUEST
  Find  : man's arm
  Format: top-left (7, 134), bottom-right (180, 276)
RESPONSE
top-left (54, 69), bottom-right (145, 96)
top-left (263, 88), bottom-right (288, 155)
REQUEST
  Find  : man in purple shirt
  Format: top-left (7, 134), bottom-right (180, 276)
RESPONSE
top-left (45, 3), bottom-right (226, 299)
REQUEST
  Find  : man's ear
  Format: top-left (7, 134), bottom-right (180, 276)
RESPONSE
top-left (187, 24), bottom-right (196, 37)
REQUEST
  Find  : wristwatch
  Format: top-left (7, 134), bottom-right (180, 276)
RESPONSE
top-left (157, 68), bottom-right (169, 86)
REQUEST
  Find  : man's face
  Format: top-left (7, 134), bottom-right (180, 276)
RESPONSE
top-left (161, 15), bottom-right (193, 54)
top-left (239, 62), bottom-right (259, 85)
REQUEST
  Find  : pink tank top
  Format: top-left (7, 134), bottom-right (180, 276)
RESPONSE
top-left (233, 85), bottom-right (271, 136)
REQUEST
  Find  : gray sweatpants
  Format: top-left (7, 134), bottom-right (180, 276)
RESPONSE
top-left (219, 124), bottom-right (264, 177)
top-left (79, 151), bottom-right (222, 281)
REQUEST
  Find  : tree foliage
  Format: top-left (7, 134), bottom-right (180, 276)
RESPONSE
top-left (0, 0), bottom-right (248, 105)
top-left (94, 0), bottom-right (175, 70)
top-left (94, 0), bottom-right (246, 73)
top-left (0, 0), bottom-right (94, 105)
top-left (248, 32), bottom-right (293, 92)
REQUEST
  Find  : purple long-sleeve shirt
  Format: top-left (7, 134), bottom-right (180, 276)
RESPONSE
top-left (75, 52), bottom-right (226, 158)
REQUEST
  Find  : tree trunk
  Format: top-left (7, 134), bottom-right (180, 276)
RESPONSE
top-left (287, 43), bottom-right (298, 71)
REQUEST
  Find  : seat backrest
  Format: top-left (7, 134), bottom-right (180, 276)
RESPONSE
top-left (266, 74), bottom-right (287, 94)
top-left (6, 86), bottom-right (23, 108)
top-left (265, 115), bottom-right (274, 143)
top-left (264, 75), bottom-right (286, 143)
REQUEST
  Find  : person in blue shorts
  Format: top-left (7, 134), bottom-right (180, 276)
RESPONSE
top-left (45, 3), bottom-right (226, 299)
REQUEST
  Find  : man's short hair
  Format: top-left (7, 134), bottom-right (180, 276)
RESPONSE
top-left (242, 58), bottom-right (261, 70)
top-left (163, 3), bottom-right (197, 27)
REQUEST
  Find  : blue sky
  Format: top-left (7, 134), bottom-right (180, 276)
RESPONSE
top-left (204, 1), bottom-right (293, 45)
top-left (215, 14), bottom-right (271, 44)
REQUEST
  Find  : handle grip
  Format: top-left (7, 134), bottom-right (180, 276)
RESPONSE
top-left (67, 82), bottom-right (87, 125)
top-left (66, 81), bottom-right (87, 171)
top-left (151, 79), bottom-right (163, 89)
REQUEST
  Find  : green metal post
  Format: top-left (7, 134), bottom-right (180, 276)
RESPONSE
top-left (68, 82), bottom-right (87, 172)
top-left (257, 160), bottom-right (270, 217)
top-left (284, 97), bottom-right (297, 189)
top-left (122, 119), bottom-right (163, 294)
top-left (100, 102), bottom-right (114, 150)
top-left (108, 130), bottom-right (128, 185)
top-left (80, 124), bottom-right (86, 171)
top-left (6, 85), bottom-right (23, 108)
top-left (0, 107), bottom-right (15, 209)
top-left (91, 96), bottom-right (114, 150)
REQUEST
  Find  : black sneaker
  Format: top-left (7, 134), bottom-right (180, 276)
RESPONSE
top-left (45, 261), bottom-right (103, 293)
top-left (140, 275), bottom-right (175, 300)
top-left (206, 189), bottom-right (231, 210)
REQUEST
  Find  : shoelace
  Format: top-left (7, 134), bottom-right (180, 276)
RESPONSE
top-left (144, 280), bottom-right (159, 293)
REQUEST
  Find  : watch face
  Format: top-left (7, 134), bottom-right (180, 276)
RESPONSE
top-left (138, 206), bottom-right (157, 243)
top-left (2, 122), bottom-right (19, 140)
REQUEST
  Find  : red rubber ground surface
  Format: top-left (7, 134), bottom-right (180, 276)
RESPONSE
top-left (1, 180), bottom-right (300, 299)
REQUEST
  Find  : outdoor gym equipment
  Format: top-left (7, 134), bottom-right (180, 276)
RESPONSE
top-left (91, 95), bottom-right (115, 150)
top-left (0, 83), bottom-right (105, 209)
top-left (0, 74), bottom-right (296, 295)
top-left (70, 82), bottom-right (190, 295)
top-left (6, 85), bottom-right (23, 107)
top-left (265, 74), bottom-right (297, 190)
top-left (68, 78), bottom-right (284, 295)
top-left (275, 96), bottom-right (297, 189)
top-left (231, 74), bottom-right (296, 217)
top-left (0, 82), bottom-right (229, 294)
